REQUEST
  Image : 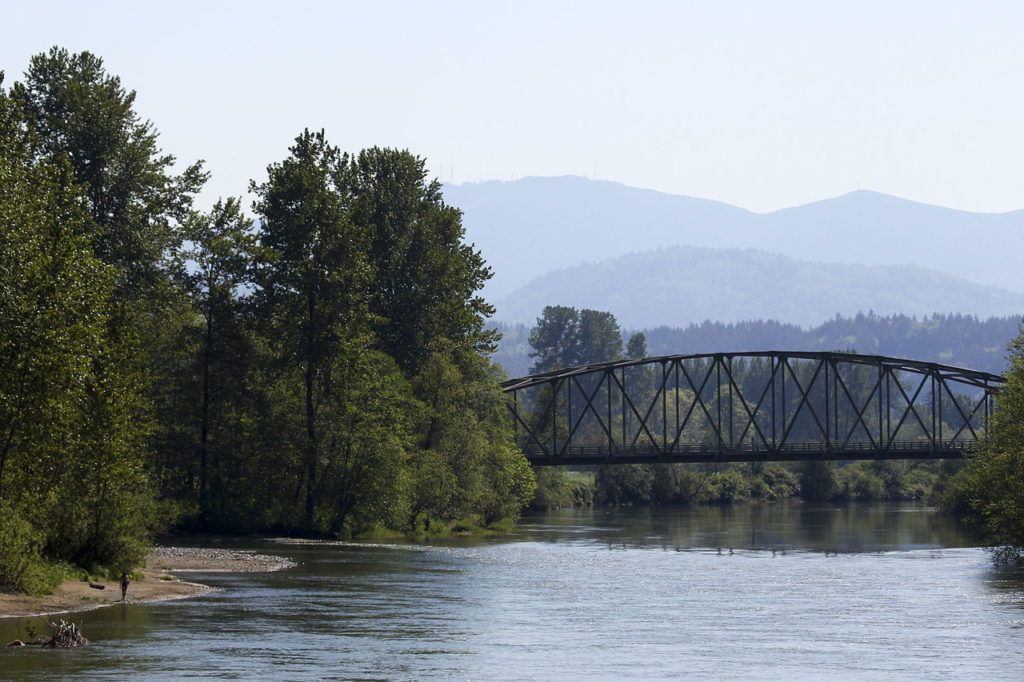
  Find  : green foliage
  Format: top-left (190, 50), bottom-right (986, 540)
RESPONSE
top-left (0, 506), bottom-right (62, 595)
top-left (343, 147), bottom-right (496, 375)
top-left (11, 46), bottom-right (206, 300)
top-left (705, 469), bottom-right (752, 503)
top-left (528, 305), bottom-right (624, 372)
top-left (0, 47), bottom-right (540, 595)
top-left (836, 463), bottom-right (886, 501)
top-left (595, 464), bottom-right (654, 505)
top-left (941, 326), bottom-right (1024, 564)
top-left (799, 461), bottom-right (840, 502)
top-left (532, 469), bottom-right (595, 509)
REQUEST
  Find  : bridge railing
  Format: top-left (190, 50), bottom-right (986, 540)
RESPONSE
top-left (520, 439), bottom-right (981, 464)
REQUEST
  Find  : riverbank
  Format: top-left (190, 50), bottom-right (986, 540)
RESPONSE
top-left (0, 547), bottom-right (296, 620)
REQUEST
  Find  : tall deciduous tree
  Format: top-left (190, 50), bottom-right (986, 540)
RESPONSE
top-left (343, 147), bottom-right (495, 376)
top-left (251, 129), bottom-right (370, 531)
top-left (11, 47), bottom-right (206, 299)
top-left (172, 198), bottom-right (256, 518)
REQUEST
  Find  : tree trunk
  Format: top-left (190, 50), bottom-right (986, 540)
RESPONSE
top-left (199, 312), bottom-right (212, 521)
top-left (304, 361), bottom-right (317, 532)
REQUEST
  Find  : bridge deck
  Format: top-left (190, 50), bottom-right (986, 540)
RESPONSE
top-left (524, 441), bottom-right (973, 465)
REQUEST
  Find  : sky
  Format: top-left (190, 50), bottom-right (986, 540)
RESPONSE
top-left (3, 0), bottom-right (1023, 213)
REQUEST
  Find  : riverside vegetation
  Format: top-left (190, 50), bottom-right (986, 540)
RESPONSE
top-left (0, 47), bottom-right (534, 595)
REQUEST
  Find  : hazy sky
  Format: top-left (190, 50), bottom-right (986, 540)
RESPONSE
top-left (4, 1), bottom-right (1023, 213)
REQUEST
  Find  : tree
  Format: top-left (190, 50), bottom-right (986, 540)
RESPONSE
top-left (577, 309), bottom-right (623, 365)
top-left (251, 129), bottom-right (370, 531)
top-left (0, 78), bottom-right (154, 587)
top-left (529, 306), bottom-right (626, 373)
top-left (528, 305), bottom-right (581, 373)
top-left (172, 198), bottom-right (256, 519)
top-left (412, 350), bottom-right (535, 527)
top-left (941, 326), bottom-right (1024, 564)
top-left (343, 147), bottom-right (495, 376)
top-left (10, 47), bottom-right (206, 300)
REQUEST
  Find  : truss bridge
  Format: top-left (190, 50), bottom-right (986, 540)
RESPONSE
top-left (501, 352), bottom-right (1004, 465)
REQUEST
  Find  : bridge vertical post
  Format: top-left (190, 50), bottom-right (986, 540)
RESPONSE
top-left (930, 373), bottom-right (937, 453)
top-left (886, 369), bottom-right (892, 449)
top-left (513, 391), bottom-right (519, 447)
top-left (551, 378), bottom-right (558, 456)
top-left (662, 360), bottom-right (668, 451)
top-left (716, 357), bottom-right (723, 455)
top-left (832, 359), bottom-right (839, 452)
top-left (878, 364), bottom-right (884, 450)
top-left (566, 375), bottom-right (572, 457)
top-left (824, 356), bottom-right (830, 452)
top-left (606, 369), bottom-right (613, 454)
top-left (621, 368), bottom-right (627, 454)
top-left (937, 375), bottom-right (943, 447)
top-left (770, 355), bottom-right (776, 450)
top-left (728, 356), bottom-right (734, 452)
top-left (780, 356), bottom-right (786, 452)
top-left (985, 391), bottom-right (991, 434)
top-left (673, 360), bottom-right (680, 453)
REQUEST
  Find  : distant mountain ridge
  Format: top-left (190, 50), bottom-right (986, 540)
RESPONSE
top-left (490, 245), bottom-right (1024, 330)
top-left (443, 176), bottom-right (1024, 300)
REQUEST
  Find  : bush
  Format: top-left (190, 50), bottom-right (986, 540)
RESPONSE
top-left (800, 461), bottom-right (839, 501)
top-left (0, 507), bottom-right (63, 595)
top-left (595, 464), bottom-right (654, 505)
top-left (706, 469), bottom-right (751, 503)
top-left (836, 463), bottom-right (885, 500)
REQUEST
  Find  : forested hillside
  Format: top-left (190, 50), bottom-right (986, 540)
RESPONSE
top-left (492, 313), bottom-right (1021, 378)
top-left (492, 246), bottom-right (1024, 329)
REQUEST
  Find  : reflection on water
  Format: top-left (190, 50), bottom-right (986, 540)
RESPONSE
top-left (2, 502), bottom-right (1023, 680)
top-left (520, 502), bottom-right (980, 554)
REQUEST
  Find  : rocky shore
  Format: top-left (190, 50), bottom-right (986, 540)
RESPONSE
top-left (0, 546), bottom-right (295, 620)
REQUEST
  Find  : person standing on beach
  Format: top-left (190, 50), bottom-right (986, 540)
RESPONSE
top-left (120, 573), bottom-right (130, 601)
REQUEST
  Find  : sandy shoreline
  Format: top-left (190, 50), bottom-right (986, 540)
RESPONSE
top-left (0, 546), bottom-right (295, 620)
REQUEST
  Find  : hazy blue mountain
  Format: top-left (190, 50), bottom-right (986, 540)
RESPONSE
top-left (444, 176), bottom-right (755, 298)
top-left (491, 246), bottom-right (1024, 330)
top-left (444, 176), bottom-right (1024, 299)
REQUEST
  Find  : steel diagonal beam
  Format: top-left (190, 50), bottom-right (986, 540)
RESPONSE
top-left (630, 362), bottom-right (671, 449)
top-left (835, 369), bottom-right (880, 450)
top-left (674, 360), bottom-right (722, 447)
top-left (887, 372), bottom-right (931, 445)
top-left (725, 361), bottom-right (773, 449)
top-left (940, 379), bottom-right (980, 442)
top-left (947, 388), bottom-right (986, 442)
top-left (778, 358), bottom-right (827, 448)
top-left (506, 394), bottom-right (550, 455)
top-left (609, 370), bottom-right (663, 453)
top-left (565, 374), bottom-right (614, 452)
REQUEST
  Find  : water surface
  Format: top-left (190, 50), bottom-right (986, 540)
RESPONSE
top-left (2, 502), bottom-right (1023, 680)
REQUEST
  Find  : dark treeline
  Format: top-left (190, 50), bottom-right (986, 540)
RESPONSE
top-left (0, 48), bottom-right (533, 593)
top-left (492, 312), bottom-right (1021, 378)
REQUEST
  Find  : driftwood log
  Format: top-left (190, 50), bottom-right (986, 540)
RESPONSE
top-left (6, 620), bottom-right (88, 648)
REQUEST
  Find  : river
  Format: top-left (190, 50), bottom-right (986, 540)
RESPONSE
top-left (2, 502), bottom-right (1023, 680)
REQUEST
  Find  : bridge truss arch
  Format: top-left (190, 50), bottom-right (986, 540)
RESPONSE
top-left (501, 351), bottom-right (1005, 465)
